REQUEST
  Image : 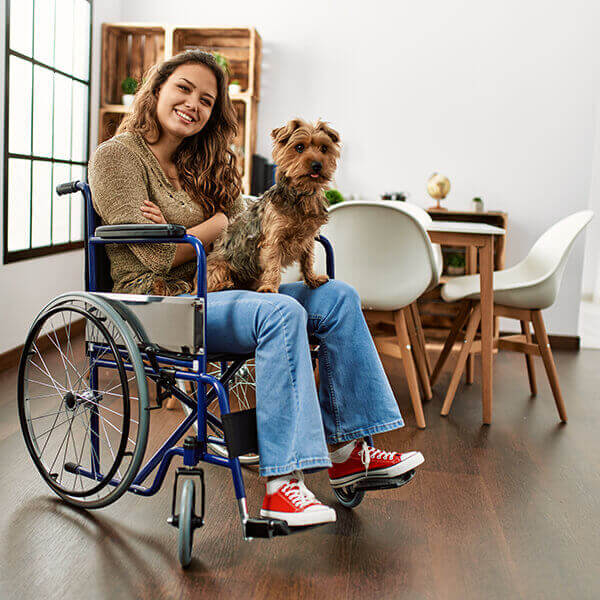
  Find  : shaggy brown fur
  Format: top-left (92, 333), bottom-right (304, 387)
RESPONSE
top-left (206, 118), bottom-right (341, 293)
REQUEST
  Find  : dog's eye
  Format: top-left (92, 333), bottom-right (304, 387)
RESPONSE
top-left (294, 144), bottom-right (305, 153)
top-left (320, 145), bottom-right (328, 154)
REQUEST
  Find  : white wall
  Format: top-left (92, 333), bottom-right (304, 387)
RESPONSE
top-left (0, 0), bottom-right (122, 354)
top-left (119, 0), bottom-right (598, 336)
top-left (1, 0), bottom-right (597, 354)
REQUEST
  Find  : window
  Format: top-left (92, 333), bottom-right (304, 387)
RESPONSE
top-left (3, 0), bottom-right (92, 263)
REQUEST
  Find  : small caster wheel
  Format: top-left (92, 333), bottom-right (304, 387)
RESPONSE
top-left (333, 485), bottom-right (365, 508)
top-left (178, 480), bottom-right (195, 568)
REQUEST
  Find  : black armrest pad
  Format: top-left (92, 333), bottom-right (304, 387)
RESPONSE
top-left (95, 224), bottom-right (186, 239)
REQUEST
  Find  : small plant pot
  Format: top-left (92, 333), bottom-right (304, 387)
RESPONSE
top-left (472, 200), bottom-right (484, 213)
top-left (122, 94), bottom-right (135, 106)
top-left (447, 265), bottom-right (465, 276)
top-left (228, 83), bottom-right (241, 95)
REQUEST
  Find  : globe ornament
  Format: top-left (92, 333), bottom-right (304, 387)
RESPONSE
top-left (427, 173), bottom-right (451, 210)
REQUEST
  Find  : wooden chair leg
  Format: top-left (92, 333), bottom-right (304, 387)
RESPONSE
top-left (394, 310), bottom-right (426, 429)
top-left (441, 304), bottom-right (481, 416)
top-left (531, 310), bottom-right (567, 422)
top-left (404, 306), bottom-right (433, 401)
top-left (410, 302), bottom-right (431, 376)
top-left (520, 320), bottom-right (537, 396)
top-left (431, 301), bottom-right (472, 386)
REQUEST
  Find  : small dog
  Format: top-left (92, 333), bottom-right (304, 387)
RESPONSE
top-left (206, 118), bottom-right (341, 293)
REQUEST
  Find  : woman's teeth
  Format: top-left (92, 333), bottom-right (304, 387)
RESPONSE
top-left (174, 109), bottom-right (194, 123)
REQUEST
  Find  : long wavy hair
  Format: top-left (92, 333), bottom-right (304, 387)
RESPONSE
top-left (117, 49), bottom-right (241, 216)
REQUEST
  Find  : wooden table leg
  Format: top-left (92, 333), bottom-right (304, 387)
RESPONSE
top-left (479, 238), bottom-right (494, 425)
top-left (465, 246), bottom-right (477, 384)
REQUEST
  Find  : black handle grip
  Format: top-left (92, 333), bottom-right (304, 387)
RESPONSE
top-left (56, 180), bottom-right (80, 195)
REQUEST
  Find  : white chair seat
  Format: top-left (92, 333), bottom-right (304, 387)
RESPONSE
top-left (441, 210), bottom-right (593, 309)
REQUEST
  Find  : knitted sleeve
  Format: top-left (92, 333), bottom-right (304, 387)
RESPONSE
top-left (88, 141), bottom-right (176, 275)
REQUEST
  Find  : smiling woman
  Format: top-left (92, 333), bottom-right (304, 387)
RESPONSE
top-left (88, 50), bottom-right (242, 295)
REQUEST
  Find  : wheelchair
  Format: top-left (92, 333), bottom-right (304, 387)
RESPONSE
top-left (17, 180), bottom-right (416, 568)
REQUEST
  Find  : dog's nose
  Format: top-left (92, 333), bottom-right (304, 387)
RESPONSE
top-left (311, 161), bottom-right (322, 173)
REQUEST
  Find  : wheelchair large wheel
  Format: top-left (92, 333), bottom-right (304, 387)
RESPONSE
top-left (18, 293), bottom-right (149, 509)
top-left (178, 479), bottom-right (195, 568)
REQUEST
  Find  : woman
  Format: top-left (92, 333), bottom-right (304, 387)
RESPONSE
top-left (88, 50), bottom-right (424, 527)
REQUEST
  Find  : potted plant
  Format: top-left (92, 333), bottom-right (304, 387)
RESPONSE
top-left (325, 189), bottom-right (345, 206)
top-left (472, 196), bottom-right (484, 213)
top-left (446, 252), bottom-right (466, 276)
top-left (229, 79), bottom-right (242, 95)
top-left (121, 76), bottom-right (138, 105)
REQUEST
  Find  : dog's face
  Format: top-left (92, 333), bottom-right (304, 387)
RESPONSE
top-left (271, 119), bottom-right (341, 194)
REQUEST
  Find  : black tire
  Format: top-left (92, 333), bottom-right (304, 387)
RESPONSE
top-left (18, 293), bottom-right (149, 509)
top-left (333, 486), bottom-right (365, 508)
top-left (178, 480), bottom-right (195, 568)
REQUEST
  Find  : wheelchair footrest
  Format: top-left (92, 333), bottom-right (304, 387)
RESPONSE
top-left (244, 517), bottom-right (291, 539)
top-left (353, 469), bottom-right (416, 491)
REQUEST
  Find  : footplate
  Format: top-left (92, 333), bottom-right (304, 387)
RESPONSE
top-left (353, 469), bottom-right (415, 491)
top-left (244, 517), bottom-right (291, 539)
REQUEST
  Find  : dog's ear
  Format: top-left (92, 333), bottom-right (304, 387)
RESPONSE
top-left (271, 119), bottom-right (302, 145)
top-left (316, 121), bottom-right (340, 145)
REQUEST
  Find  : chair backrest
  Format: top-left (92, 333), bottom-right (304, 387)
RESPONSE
top-left (322, 201), bottom-right (439, 310)
top-left (81, 182), bottom-right (114, 292)
top-left (514, 210), bottom-right (593, 305)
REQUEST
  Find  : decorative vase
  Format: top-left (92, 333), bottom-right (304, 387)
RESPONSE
top-left (447, 265), bottom-right (465, 276)
top-left (472, 199), bottom-right (484, 213)
top-left (228, 83), bottom-right (241, 95)
top-left (122, 94), bottom-right (135, 106)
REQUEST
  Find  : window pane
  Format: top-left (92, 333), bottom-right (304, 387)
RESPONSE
top-left (71, 81), bottom-right (88, 162)
top-left (70, 165), bottom-right (86, 241)
top-left (73, 0), bottom-right (90, 80)
top-left (54, 0), bottom-right (74, 75)
top-left (10, 0), bottom-right (33, 57)
top-left (33, 66), bottom-right (54, 158)
top-left (31, 161), bottom-right (53, 248)
top-left (7, 159), bottom-right (32, 252)
top-left (53, 74), bottom-right (72, 160)
top-left (52, 163), bottom-right (71, 244)
top-left (8, 56), bottom-right (33, 156)
top-left (34, 0), bottom-right (55, 66)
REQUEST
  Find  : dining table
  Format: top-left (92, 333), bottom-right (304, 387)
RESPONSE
top-left (426, 220), bottom-right (506, 425)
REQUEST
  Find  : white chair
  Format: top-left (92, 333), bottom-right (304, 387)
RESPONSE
top-left (435, 210), bottom-right (593, 422)
top-left (322, 201), bottom-right (441, 428)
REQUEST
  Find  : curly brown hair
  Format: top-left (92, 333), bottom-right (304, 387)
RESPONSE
top-left (117, 49), bottom-right (241, 216)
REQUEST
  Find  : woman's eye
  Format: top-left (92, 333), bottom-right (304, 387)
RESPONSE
top-left (178, 85), bottom-right (189, 92)
top-left (295, 144), bottom-right (304, 153)
top-left (320, 145), bottom-right (328, 153)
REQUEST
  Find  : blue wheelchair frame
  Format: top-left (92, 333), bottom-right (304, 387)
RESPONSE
top-left (70, 180), bottom-right (337, 537)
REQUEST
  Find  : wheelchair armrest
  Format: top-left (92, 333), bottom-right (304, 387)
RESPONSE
top-left (315, 235), bottom-right (335, 279)
top-left (95, 224), bottom-right (186, 240)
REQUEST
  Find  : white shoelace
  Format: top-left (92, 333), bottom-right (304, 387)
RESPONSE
top-left (280, 472), bottom-right (318, 509)
top-left (358, 441), bottom-right (398, 473)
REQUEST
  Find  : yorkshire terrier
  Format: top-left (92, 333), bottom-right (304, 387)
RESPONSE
top-left (206, 118), bottom-right (341, 293)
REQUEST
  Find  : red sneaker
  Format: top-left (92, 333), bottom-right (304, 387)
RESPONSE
top-left (260, 475), bottom-right (336, 527)
top-left (328, 441), bottom-right (424, 488)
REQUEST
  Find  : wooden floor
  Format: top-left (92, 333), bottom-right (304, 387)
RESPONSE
top-left (1, 345), bottom-right (599, 600)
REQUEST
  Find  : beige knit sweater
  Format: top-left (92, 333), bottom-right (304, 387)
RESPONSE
top-left (88, 132), bottom-right (242, 295)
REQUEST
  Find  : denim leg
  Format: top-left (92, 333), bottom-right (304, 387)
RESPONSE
top-left (205, 290), bottom-right (331, 477)
top-left (278, 280), bottom-right (404, 443)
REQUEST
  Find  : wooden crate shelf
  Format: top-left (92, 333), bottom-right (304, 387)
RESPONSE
top-left (98, 24), bottom-right (262, 194)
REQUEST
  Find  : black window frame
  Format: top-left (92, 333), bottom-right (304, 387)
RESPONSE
top-left (3, 0), bottom-right (93, 264)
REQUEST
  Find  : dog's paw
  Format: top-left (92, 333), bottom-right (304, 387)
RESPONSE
top-left (305, 274), bottom-right (329, 288)
top-left (257, 285), bottom-right (278, 294)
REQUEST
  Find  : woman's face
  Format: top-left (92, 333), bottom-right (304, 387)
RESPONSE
top-left (155, 63), bottom-right (218, 141)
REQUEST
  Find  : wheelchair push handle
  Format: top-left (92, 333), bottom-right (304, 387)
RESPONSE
top-left (56, 180), bottom-right (84, 196)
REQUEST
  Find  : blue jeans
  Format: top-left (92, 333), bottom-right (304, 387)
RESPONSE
top-left (202, 280), bottom-right (404, 477)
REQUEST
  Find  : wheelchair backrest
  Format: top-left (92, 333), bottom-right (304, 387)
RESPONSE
top-left (81, 182), bottom-right (114, 292)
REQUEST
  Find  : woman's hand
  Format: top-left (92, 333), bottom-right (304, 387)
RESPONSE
top-left (140, 199), bottom-right (167, 224)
